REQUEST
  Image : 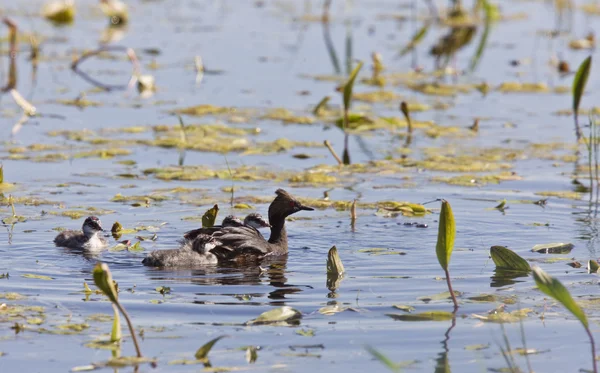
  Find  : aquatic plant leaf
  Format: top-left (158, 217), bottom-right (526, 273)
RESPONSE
top-left (588, 260), bottom-right (600, 274)
top-left (464, 344), bottom-right (489, 351)
top-left (326, 246), bottom-right (345, 275)
top-left (21, 274), bottom-right (54, 280)
top-left (128, 242), bottom-right (144, 252)
top-left (202, 204), bottom-right (219, 228)
top-left (573, 56), bottom-right (592, 116)
top-left (111, 222), bottom-right (123, 234)
top-left (155, 286), bottom-right (171, 295)
top-left (435, 200), bottom-right (455, 270)
top-left (343, 61), bottom-right (364, 111)
top-left (110, 243), bottom-right (128, 252)
top-left (312, 96), bottom-right (331, 116)
top-left (469, 0), bottom-right (493, 71)
top-left (295, 328), bottom-right (315, 337)
top-left (531, 242), bottom-right (574, 254)
top-left (110, 304), bottom-right (121, 342)
top-left (399, 23), bottom-right (429, 57)
top-left (392, 305), bottom-right (415, 312)
top-left (319, 303), bottom-right (347, 315)
top-left (246, 346), bottom-right (258, 364)
top-left (472, 308), bottom-right (533, 323)
top-left (386, 311), bottom-right (454, 322)
top-left (0, 165), bottom-right (3, 184)
top-left (532, 266), bottom-right (587, 328)
top-left (246, 306), bottom-right (302, 325)
top-left (494, 199), bottom-right (507, 209)
top-left (365, 346), bottom-right (401, 372)
top-left (92, 263), bottom-right (118, 303)
top-left (194, 335), bottom-right (227, 361)
top-left (43, 0), bottom-right (75, 24)
top-left (490, 246), bottom-right (531, 272)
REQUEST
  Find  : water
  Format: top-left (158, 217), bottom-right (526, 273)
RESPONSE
top-left (1, 0), bottom-right (600, 372)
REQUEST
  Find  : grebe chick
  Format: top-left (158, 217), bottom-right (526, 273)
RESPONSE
top-left (54, 216), bottom-right (107, 250)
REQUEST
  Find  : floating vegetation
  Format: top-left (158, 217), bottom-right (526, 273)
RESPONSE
top-left (246, 306), bottom-right (302, 326)
top-left (531, 242), bottom-right (574, 254)
top-left (386, 311), bottom-right (454, 322)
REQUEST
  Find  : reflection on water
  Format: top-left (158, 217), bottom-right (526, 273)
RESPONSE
top-left (490, 269), bottom-right (530, 288)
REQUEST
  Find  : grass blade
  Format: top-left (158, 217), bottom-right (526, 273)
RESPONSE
top-left (343, 62), bottom-right (363, 111)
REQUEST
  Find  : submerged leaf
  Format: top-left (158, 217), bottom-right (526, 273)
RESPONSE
top-left (202, 204), bottom-right (219, 228)
top-left (490, 246), bottom-right (531, 272)
top-left (532, 266), bottom-right (588, 328)
top-left (435, 200), bottom-right (455, 270)
top-left (194, 335), bottom-right (227, 361)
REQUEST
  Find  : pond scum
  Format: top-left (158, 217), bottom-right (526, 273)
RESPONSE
top-left (4, 0), bottom-right (600, 372)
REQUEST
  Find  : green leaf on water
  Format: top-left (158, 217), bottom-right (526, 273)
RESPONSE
top-left (0, 165), bottom-right (3, 184)
top-left (343, 61), bottom-right (364, 111)
top-left (588, 260), bottom-right (599, 274)
top-left (490, 246), bottom-right (531, 272)
top-left (128, 241), bottom-right (144, 252)
top-left (156, 286), bottom-right (171, 295)
top-left (111, 221), bottom-right (123, 234)
top-left (295, 328), bottom-right (315, 337)
top-left (573, 56), bottom-right (592, 116)
top-left (194, 335), bottom-right (228, 361)
top-left (392, 305), bottom-right (415, 312)
top-left (326, 245), bottom-right (345, 276)
top-left (246, 306), bottom-right (302, 325)
top-left (202, 204), bottom-right (219, 228)
top-left (92, 263), bottom-right (118, 303)
top-left (21, 274), bottom-right (54, 280)
top-left (435, 200), bottom-right (455, 271)
top-left (531, 242), bottom-right (574, 254)
top-left (532, 266), bottom-right (588, 328)
top-left (386, 311), bottom-right (454, 322)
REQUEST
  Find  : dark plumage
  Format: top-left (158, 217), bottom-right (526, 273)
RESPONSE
top-left (142, 189), bottom-right (313, 267)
